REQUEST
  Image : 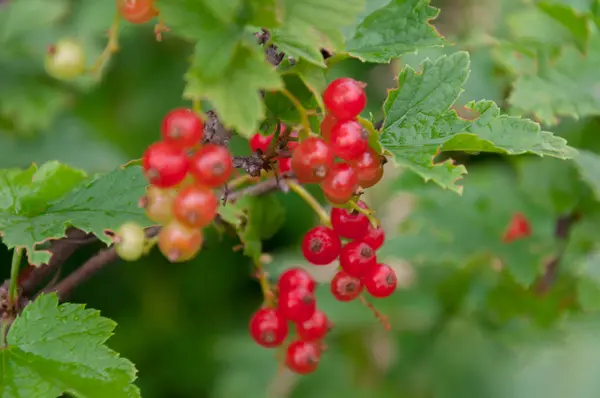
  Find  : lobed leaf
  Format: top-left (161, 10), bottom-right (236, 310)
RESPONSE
top-left (572, 149), bottom-right (600, 201)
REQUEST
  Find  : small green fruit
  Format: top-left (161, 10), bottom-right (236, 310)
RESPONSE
top-left (45, 38), bottom-right (86, 80)
top-left (115, 222), bottom-right (146, 262)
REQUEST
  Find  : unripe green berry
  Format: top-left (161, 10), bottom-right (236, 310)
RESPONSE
top-left (45, 38), bottom-right (86, 80)
top-left (115, 222), bottom-right (146, 261)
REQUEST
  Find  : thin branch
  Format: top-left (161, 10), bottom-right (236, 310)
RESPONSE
top-left (232, 154), bottom-right (269, 177)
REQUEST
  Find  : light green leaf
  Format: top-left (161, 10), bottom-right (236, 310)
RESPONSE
top-left (345, 0), bottom-right (444, 63)
top-left (247, 0), bottom-right (284, 28)
top-left (0, 293), bottom-right (140, 398)
top-left (508, 33), bottom-right (600, 125)
top-left (271, 0), bottom-right (365, 66)
top-left (572, 149), bottom-right (600, 201)
top-left (184, 45), bottom-right (282, 137)
top-left (286, 58), bottom-right (327, 111)
top-left (0, 0), bottom-right (68, 46)
top-left (0, 164), bottom-right (151, 265)
top-left (538, 1), bottom-right (591, 52)
top-left (381, 52), bottom-right (576, 193)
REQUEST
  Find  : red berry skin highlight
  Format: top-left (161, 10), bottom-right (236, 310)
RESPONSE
top-left (161, 108), bottom-right (204, 149)
top-left (278, 268), bottom-right (316, 294)
top-left (291, 137), bottom-right (335, 184)
top-left (330, 271), bottom-right (363, 302)
top-left (296, 310), bottom-right (331, 341)
top-left (286, 340), bottom-right (321, 375)
top-left (189, 143), bottom-right (233, 188)
top-left (142, 141), bottom-right (189, 188)
top-left (330, 119), bottom-right (368, 161)
top-left (330, 201), bottom-right (370, 239)
top-left (321, 163), bottom-right (359, 205)
top-left (323, 77), bottom-right (367, 120)
top-left (249, 308), bottom-right (289, 348)
top-left (278, 287), bottom-right (317, 323)
top-left (301, 226), bottom-right (342, 265)
top-left (339, 240), bottom-right (377, 278)
top-left (364, 263), bottom-right (397, 298)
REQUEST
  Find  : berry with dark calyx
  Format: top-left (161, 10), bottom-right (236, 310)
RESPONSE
top-left (157, 221), bottom-right (203, 263)
top-left (249, 308), bottom-right (289, 348)
top-left (364, 264), bottom-right (397, 298)
top-left (161, 108), bottom-right (204, 149)
top-left (286, 340), bottom-right (321, 375)
top-left (189, 144), bottom-right (233, 188)
top-left (278, 268), bottom-right (316, 294)
top-left (361, 223), bottom-right (385, 251)
top-left (173, 185), bottom-right (218, 228)
top-left (320, 113), bottom-right (337, 142)
top-left (115, 222), bottom-right (146, 261)
top-left (330, 271), bottom-right (363, 302)
top-left (323, 77), bottom-right (367, 120)
top-left (296, 310), bottom-right (331, 341)
top-left (330, 119), bottom-right (368, 161)
top-left (339, 240), bottom-right (376, 278)
top-left (45, 39), bottom-right (86, 80)
top-left (249, 133), bottom-right (273, 153)
top-left (320, 163), bottom-right (359, 205)
top-left (301, 226), bottom-right (342, 266)
top-left (139, 185), bottom-right (177, 224)
top-left (291, 137), bottom-right (334, 183)
top-left (330, 201), bottom-right (370, 239)
top-left (350, 148), bottom-right (384, 188)
top-left (117, 0), bottom-right (158, 24)
top-left (278, 287), bottom-right (316, 323)
top-left (142, 141), bottom-right (189, 188)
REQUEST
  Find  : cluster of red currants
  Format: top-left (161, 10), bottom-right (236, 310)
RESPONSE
top-left (140, 108), bottom-right (233, 262)
top-left (291, 77), bottom-right (385, 204)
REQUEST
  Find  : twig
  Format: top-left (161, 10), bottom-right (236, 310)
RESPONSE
top-left (232, 154), bottom-right (269, 177)
top-left (202, 110), bottom-right (232, 146)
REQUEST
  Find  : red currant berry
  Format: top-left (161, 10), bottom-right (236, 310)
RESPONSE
top-left (364, 264), bottom-right (397, 298)
top-left (286, 340), bottom-right (321, 375)
top-left (116, 0), bottom-right (158, 24)
top-left (249, 133), bottom-right (273, 153)
top-left (287, 130), bottom-right (299, 151)
top-left (339, 241), bottom-right (376, 278)
top-left (350, 148), bottom-right (384, 188)
top-left (330, 271), bottom-right (363, 302)
top-left (278, 157), bottom-right (292, 174)
top-left (172, 185), bottom-right (218, 228)
top-left (330, 201), bottom-right (370, 239)
top-left (278, 287), bottom-right (316, 323)
top-left (320, 113), bottom-right (337, 142)
top-left (320, 162), bottom-right (358, 205)
top-left (139, 185), bottom-right (177, 224)
top-left (278, 268), bottom-right (316, 294)
top-left (330, 120), bottom-right (368, 161)
top-left (301, 226), bottom-right (342, 266)
top-left (189, 144), bottom-right (233, 188)
top-left (249, 308), bottom-right (289, 348)
top-left (323, 78), bottom-right (367, 120)
top-left (361, 223), bottom-right (385, 251)
top-left (160, 108), bottom-right (204, 149)
top-left (157, 221), bottom-right (203, 263)
top-left (291, 137), bottom-right (334, 183)
top-left (296, 310), bottom-right (331, 341)
top-left (142, 141), bottom-right (189, 188)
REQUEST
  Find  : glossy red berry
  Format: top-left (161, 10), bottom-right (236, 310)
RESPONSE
top-left (339, 241), bottom-right (376, 278)
top-left (301, 226), bottom-right (342, 266)
top-left (320, 163), bottom-right (359, 205)
top-left (173, 185), bottom-right (218, 228)
top-left (278, 287), bottom-right (316, 323)
top-left (323, 78), bottom-right (366, 120)
top-left (278, 157), bottom-right (292, 174)
top-left (142, 141), bottom-right (189, 188)
top-left (330, 271), bottom-right (363, 302)
top-left (249, 308), bottom-right (289, 348)
top-left (361, 223), bottom-right (385, 250)
top-left (296, 310), bottom-right (331, 341)
top-left (320, 113), bottom-right (337, 142)
top-left (157, 221), bottom-right (203, 263)
top-left (278, 268), bottom-right (316, 294)
top-left (189, 144), bottom-right (233, 188)
top-left (364, 264), bottom-right (397, 298)
top-left (249, 133), bottom-right (273, 153)
top-left (350, 148), bottom-right (384, 188)
top-left (116, 0), bottom-right (158, 24)
top-left (330, 120), bottom-right (368, 161)
top-left (286, 340), bottom-right (321, 375)
top-left (291, 137), bottom-right (335, 183)
top-left (330, 201), bottom-right (370, 239)
top-left (161, 108), bottom-right (204, 149)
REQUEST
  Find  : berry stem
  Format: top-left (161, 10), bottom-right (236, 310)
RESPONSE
top-left (7, 247), bottom-right (23, 311)
top-left (154, 17), bottom-right (170, 41)
top-left (192, 98), bottom-right (203, 117)
top-left (279, 89), bottom-right (311, 140)
top-left (357, 116), bottom-right (379, 137)
top-left (90, 12), bottom-right (121, 79)
top-left (358, 295), bottom-right (391, 331)
top-left (253, 258), bottom-right (275, 307)
top-left (349, 200), bottom-right (378, 227)
top-left (287, 181), bottom-right (331, 227)
top-left (264, 122), bottom-right (285, 160)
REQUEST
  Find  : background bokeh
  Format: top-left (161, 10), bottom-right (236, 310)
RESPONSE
top-left (2, 0), bottom-right (600, 397)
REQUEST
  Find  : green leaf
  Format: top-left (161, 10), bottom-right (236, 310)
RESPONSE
top-left (228, 195), bottom-right (286, 260)
top-left (270, 0), bottom-right (365, 66)
top-left (380, 52), bottom-right (576, 193)
top-left (247, 0), bottom-right (284, 28)
top-left (1, 293), bottom-right (139, 397)
top-left (264, 72), bottom-right (318, 125)
top-left (381, 163), bottom-right (557, 286)
top-left (538, 1), bottom-right (591, 52)
top-left (345, 0), bottom-right (444, 63)
top-left (0, 0), bottom-right (68, 47)
top-left (184, 44), bottom-right (282, 137)
top-left (285, 58), bottom-right (327, 111)
top-left (572, 149), bottom-right (600, 201)
top-left (508, 33), bottom-right (600, 125)
top-left (0, 164), bottom-right (151, 265)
